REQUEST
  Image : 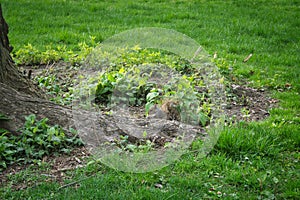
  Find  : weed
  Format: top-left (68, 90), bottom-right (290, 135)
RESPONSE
top-left (0, 114), bottom-right (83, 170)
top-left (12, 38), bottom-right (97, 66)
top-left (88, 47), bottom-right (211, 126)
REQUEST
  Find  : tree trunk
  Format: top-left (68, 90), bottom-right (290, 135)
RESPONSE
top-left (0, 4), bottom-right (68, 134)
top-left (0, 5), bottom-right (45, 99)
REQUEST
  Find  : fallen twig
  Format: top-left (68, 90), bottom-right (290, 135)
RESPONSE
top-left (51, 165), bottom-right (84, 173)
top-left (58, 176), bottom-right (91, 190)
top-left (213, 51), bottom-right (217, 59)
top-left (243, 53), bottom-right (253, 63)
top-left (41, 173), bottom-right (57, 178)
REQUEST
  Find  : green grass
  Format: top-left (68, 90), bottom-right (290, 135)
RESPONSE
top-left (1, 0), bottom-right (299, 199)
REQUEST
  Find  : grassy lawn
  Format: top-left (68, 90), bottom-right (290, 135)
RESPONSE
top-left (1, 0), bottom-right (299, 199)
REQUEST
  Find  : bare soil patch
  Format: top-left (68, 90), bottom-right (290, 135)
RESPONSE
top-left (21, 62), bottom-right (278, 122)
top-left (20, 62), bottom-right (278, 122)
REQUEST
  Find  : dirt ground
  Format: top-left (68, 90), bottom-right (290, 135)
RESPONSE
top-left (0, 62), bottom-right (278, 189)
top-left (20, 62), bottom-right (278, 122)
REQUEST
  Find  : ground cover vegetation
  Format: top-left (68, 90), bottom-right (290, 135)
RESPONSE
top-left (0, 0), bottom-right (299, 199)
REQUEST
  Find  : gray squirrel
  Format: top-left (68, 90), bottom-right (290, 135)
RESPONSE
top-left (148, 100), bottom-right (180, 121)
top-left (148, 104), bottom-right (168, 119)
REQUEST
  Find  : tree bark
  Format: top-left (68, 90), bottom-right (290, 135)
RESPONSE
top-left (0, 82), bottom-right (73, 135)
top-left (0, 6), bottom-right (45, 99)
top-left (0, 4), bottom-right (65, 134)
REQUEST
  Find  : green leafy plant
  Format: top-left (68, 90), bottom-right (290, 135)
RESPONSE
top-left (34, 75), bottom-right (73, 105)
top-left (241, 107), bottom-right (251, 121)
top-left (214, 57), bottom-right (232, 76)
top-left (145, 87), bottom-right (163, 115)
top-left (112, 135), bottom-right (154, 153)
top-left (13, 43), bottom-right (41, 65)
top-left (12, 36), bottom-right (98, 66)
top-left (89, 47), bottom-right (213, 127)
top-left (0, 114), bottom-right (83, 170)
top-left (95, 70), bottom-right (122, 105)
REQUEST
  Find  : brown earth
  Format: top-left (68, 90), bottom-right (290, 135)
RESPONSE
top-left (20, 62), bottom-right (278, 123)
